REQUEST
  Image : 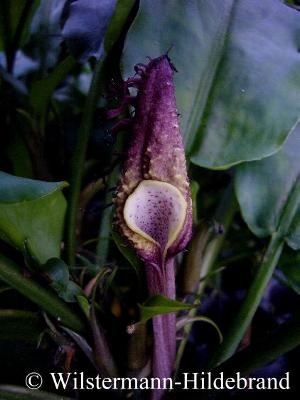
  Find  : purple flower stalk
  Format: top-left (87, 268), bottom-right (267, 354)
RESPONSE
top-left (114, 55), bottom-right (192, 398)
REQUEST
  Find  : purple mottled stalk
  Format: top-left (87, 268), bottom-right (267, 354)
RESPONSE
top-left (114, 55), bottom-right (192, 400)
top-left (146, 258), bottom-right (176, 400)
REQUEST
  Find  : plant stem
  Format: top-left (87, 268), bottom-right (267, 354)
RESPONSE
top-left (208, 232), bottom-right (284, 369)
top-left (216, 307), bottom-right (300, 376)
top-left (146, 258), bottom-right (176, 400)
top-left (209, 176), bottom-right (300, 368)
top-left (96, 172), bottom-right (117, 264)
top-left (96, 132), bottom-right (125, 265)
top-left (0, 0), bottom-right (36, 74)
top-left (175, 184), bottom-right (236, 375)
top-left (6, 0), bottom-right (36, 74)
top-left (66, 59), bottom-right (104, 266)
top-left (0, 255), bottom-right (85, 332)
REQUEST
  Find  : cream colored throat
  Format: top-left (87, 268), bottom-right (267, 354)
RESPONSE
top-left (123, 180), bottom-right (187, 256)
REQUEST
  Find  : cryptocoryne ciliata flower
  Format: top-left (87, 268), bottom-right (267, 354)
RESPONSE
top-left (113, 54), bottom-right (192, 398)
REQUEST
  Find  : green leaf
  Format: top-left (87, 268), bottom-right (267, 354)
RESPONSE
top-left (235, 124), bottom-right (300, 248)
top-left (0, 0), bottom-right (39, 51)
top-left (66, 0), bottom-right (133, 265)
top-left (139, 295), bottom-right (194, 322)
top-left (76, 295), bottom-right (90, 317)
top-left (211, 125), bottom-right (300, 367)
top-left (0, 255), bottom-right (84, 332)
top-left (96, 134), bottom-right (125, 265)
top-left (30, 55), bottom-right (76, 133)
top-left (0, 310), bottom-right (43, 342)
top-left (0, 171), bottom-right (67, 264)
top-left (176, 316), bottom-right (223, 343)
top-left (122, 0), bottom-right (300, 169)
top-left (278, 264), bottom-right (300, 295)
top-left (277, 251), bottom-right (300, 295)
top-left (30, 55), bottom-right (75, 116)
top-left (43, 258), bottom-right (69, 287)
top-left (190, 180), bottom-right (200, 224)
top-left (5, 131), bottom-right (33, 178)
top-left (218, 308), bottom-right (300, 376)
top-left (42, 258), bottom-right (83, 302)
top-left (104, 0), bottom-right (136, 51)
top-left (28, 0), bottom-right (66, 73)
top-left (112, 231), bottom-right (143, 272)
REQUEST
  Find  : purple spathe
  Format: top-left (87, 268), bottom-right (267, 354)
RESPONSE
top-left (114, 55), bottom-right (192, 400)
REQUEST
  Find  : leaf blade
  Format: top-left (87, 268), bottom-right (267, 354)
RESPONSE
top-left (122, 0), bottom-right (300, 169)
top-left (235, 124), bottom-right (300, 248)
top-left (0, 172), bottom-right (67, 264)
top-left (0, 255), bottom-right (84, 332)
top-left (139, 295), bottom-right (194, 322)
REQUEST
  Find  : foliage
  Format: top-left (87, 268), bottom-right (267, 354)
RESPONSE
top-left (0, 172), bottom-right (67, 264)
top-left (139, 295), bottom-right (195, 323)
top-left (122, 0), bottom-right (300, 169)
top-left (0, 0), bottom-right (300, 398)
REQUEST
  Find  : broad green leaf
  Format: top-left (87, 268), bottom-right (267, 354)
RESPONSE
top-left (122, 0), bottom-right (300, 169)
top-left (0, 172), bottom-right (67, 264)
top-left (212, 125), bottom-right (300, 366)
top-left (0, 310), bottom-right (43, 342)
top-left (42, 258), bottom-right (83, 302)
top-left (139, 295), bottom-right (194, 322)
top-left (0, 255), bottom-right (84, 332)
top-left (235, 124), bottom-right (300, 248)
